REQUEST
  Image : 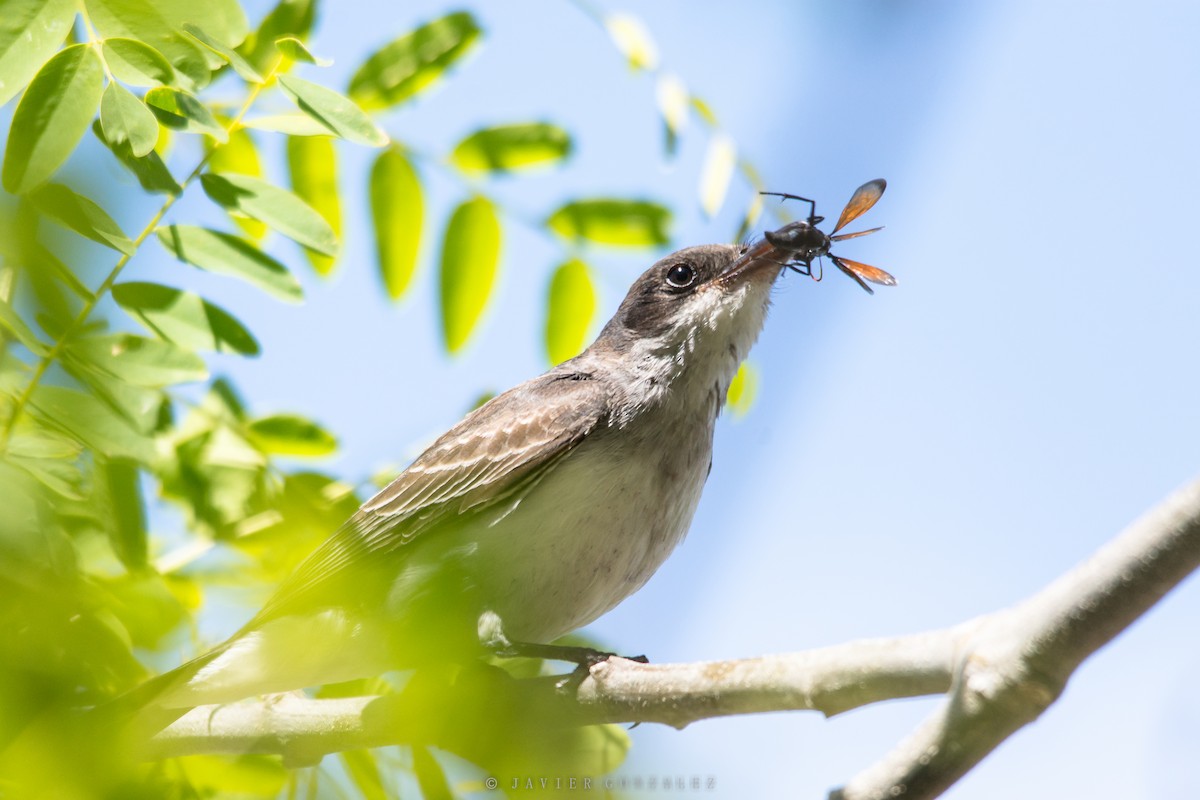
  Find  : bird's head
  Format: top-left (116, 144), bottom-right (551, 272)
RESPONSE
top-left (590, 243), bottom-right (785, 402)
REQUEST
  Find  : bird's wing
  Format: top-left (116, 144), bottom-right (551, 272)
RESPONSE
top-left (248, 369), bottom-right (610, 624)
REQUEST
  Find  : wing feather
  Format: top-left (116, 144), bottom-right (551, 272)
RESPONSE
top-left (249, 370), bottom-right (609, 625)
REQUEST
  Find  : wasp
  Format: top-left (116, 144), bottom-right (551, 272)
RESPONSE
top-left (761, 179), bottom-right (895, 294)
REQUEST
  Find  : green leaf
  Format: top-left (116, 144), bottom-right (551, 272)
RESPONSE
top-left (182, 23), bottom-right (263, 84)
top-left (28, 182), bottom-right (134, 255)
top-left (439, 196), bottom-right (500, 354)
top-left (0, 298), bottom-right (49, 355)
top-left (64, 333), bottom-right (207, 387)
top-left (238, 0), bottom-right (316, 73)
top-left (348, 11), bottom-right (481, 111)
top-left (205, 127), bottom-right (264, 238)
top-left (207, 127), bottom-right (261, 175)
top-left (144, 86), bottom-right (227, 140)
top-left (726, 361), bottom-right (758, 417)
top-left (28, 385), bottom-right (155, 462)
top-left (65, 352), bottom-right (166, 430)
top-left (340, 751), bottom-right (387, 800)
top-left (97, 457), bottom-right (148, 569)
top-left (547, 199), bottom-right (671, 248)
top-left (84, 0), bottom-right (249, 88)
top-left (0, 0), bottom-right (77, 107)
top-left (698, 132), bottom-right (736, 218)
top-left (101, 38), bottom-right (175, 87)
top-left (100, 81), bottom-right (159, 158)
top-left (411, 747), bottom-right (452, 800)
top-left (200, 172), bottom-right (337, 255)
top-left (451, 122), bottom-right (572, 174)
top-left (241, 113), bottom-right (331, 136)
top-left (2, 43), bottom-right (104, 194)
top-left (157, 224), bottom-right (302, 303)
top-left (275, 36), bottom-right (329, 66)
top-left (371, 146), bottom-right (422, 301)
top-left (112, 281), bottom-right (260, 355)
top-left (247, 414), bottom-right (336, 457)
top-left (92, 118), bottom-right (180, 195)
top-left (286, 135), bottom-right (341, 275)
top-left (545, 259), bottom-right (596, 365)
top-left (278, 75), bottom-right (387, 147)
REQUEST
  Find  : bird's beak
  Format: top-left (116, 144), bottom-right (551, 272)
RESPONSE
top-left (715, 237), bottom-right (788, 287)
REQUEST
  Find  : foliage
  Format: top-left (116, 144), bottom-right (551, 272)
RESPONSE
top-left (0, 1), bottom-right (766, 797)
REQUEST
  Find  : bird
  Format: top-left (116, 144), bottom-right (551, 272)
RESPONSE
top-left (122, 237), bottom-right (789, 728)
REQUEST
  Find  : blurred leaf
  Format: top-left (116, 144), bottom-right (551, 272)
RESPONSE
top-left (451, 122), bottom-right (571, 174)
top-left (28, 385), bottom-right (155, 462)
top-left (102, 572), bottom-right (189, 646)
top-left (176, 755), bottom-right (287, 796)
top-left (412, 747), bottom-right (453, 800)
top-left (112, 281), bottom-right (260, 355)
top-left (99, 81), bottom-right (159, 157)
top-left (733, 192), bottom-right (763, 244)
top-left (286, 135), bottom-right (341, 275)
top-left (242, 112), bottom-right (331, 136)
top-left (28, 182), bottom-right (134, 254)
top-left (206, 127), bottom-right (261, 176)
top-left (84, 0), bottom-right (250, 87)
top-left (341, 750), bottom-right (387, 800)
top-left (439, 196), bottom-right (500, 354)
top-left (205, 127), bottom-right (265, 238)
top-left (7, 432), bottom-right (84, 498)
top-left (2, 43), bottom-right (104, 194)
top-left (200, 172), bottom-right (338, 255)
top-left (182, 22), bottom-right (263, 83)
top-left (655, 72), bottom-right (688, 156)
top-left (725, 360), bottom-right (757, 417)
top-left (545, 259), bottom-right (596, 365)
top-left (91, 119), bottom-right (180, 195)
top-left (96, 457), bottom-right (147, 570)
top-left (0, 0), bottom-right (76, 106)
top-left (247, 413), bottom-right (337, 457)
top-left (690, 95), bottom-right (718, 126)
top-left (371, 145), bottom-right (423, 301)
top-left (67, 359), bottom-right (162, 430)
top-left (144, 86), bottom-right (227, 140)
top-left (547, 199), bottom-right (670, 248)
top-left (157, 224), bottom-right (303, 302)
top-left (348, 11), bottom-right (481, 110)
top-left (278, 75), bottom-right (387, 146)
top-left (0, 299), bottom-right (50, 355)
top-left (605, 13), bottom-right (658, 70)
top-left (101, 37), bottom-right (175, 87)
top-left (64, 333), bottom-right (207, 387)
top-left (238, 0), bottom-right (316, 73)
top-left (698, 132), bottom-right (736, 218)
top-left (275, 35), bottom-right (329, 66)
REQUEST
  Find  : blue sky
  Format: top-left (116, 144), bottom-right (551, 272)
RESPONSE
top-left (24, 1), bottom-right (1200, 797)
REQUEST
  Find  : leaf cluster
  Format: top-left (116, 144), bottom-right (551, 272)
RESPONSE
top-left (0, 1), bottom-right (763, 795)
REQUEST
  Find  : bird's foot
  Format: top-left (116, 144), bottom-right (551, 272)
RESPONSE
top-left (490, 639), bottom-right (649, 692)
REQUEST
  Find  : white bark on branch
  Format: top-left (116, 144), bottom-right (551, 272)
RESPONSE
top-left (146, 477), bottom-right (1200, 799)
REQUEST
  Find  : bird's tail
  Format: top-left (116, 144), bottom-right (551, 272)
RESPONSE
top-left (88, 644), bottom-right (229, 742)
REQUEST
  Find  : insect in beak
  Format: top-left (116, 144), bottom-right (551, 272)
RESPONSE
top-left (760, 179), bottom-right (896, 294)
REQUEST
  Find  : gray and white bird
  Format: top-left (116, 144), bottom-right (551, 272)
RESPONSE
top-left (133, 237), bottom-right (790, 720)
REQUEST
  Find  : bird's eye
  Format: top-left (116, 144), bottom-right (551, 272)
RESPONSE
top-left (666, 263), bottom-right (697, 288)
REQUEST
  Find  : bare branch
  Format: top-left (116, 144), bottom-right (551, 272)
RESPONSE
top-left (144, 476), bottom-right (1200, 800)
top-left (834, 476), bottom-right (1200, 799)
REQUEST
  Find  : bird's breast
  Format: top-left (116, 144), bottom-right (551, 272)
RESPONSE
top-left (466, 405), bottom-right (715, 643)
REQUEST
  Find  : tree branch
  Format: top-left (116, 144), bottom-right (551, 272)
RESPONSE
top-left (145, 477), bottom-right (1200, 800)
